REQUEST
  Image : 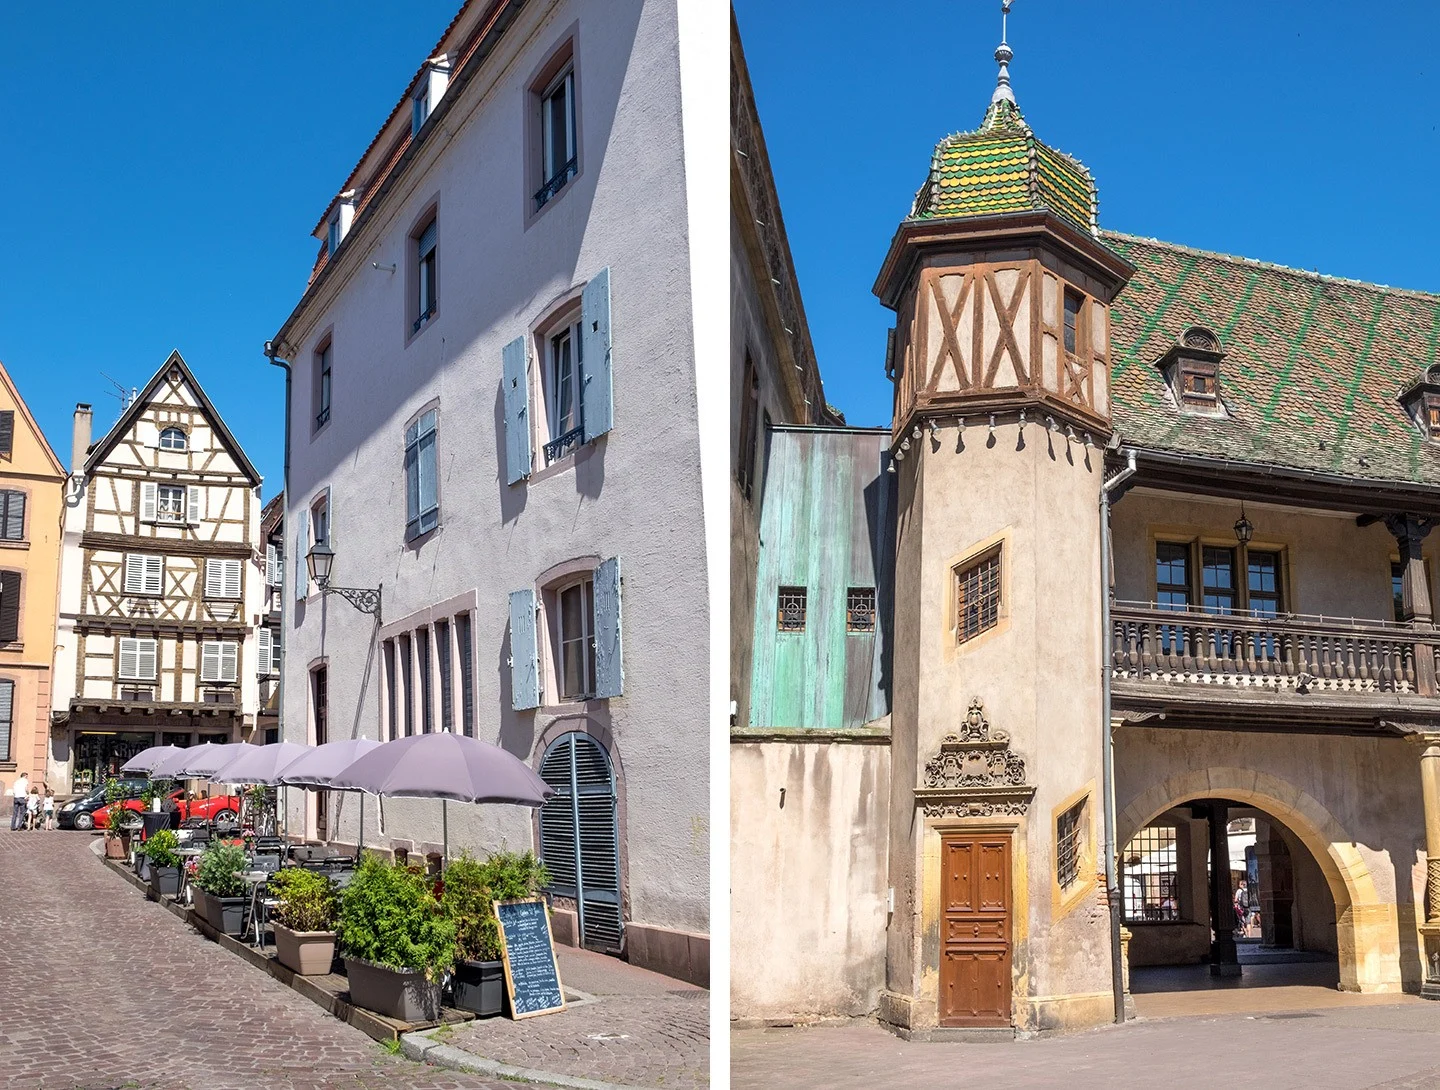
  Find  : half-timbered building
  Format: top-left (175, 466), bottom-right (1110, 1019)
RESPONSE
top-left (734, 20), bottom-right (1440, 1038)
top-left (50, 352), bottom-right (265, 792)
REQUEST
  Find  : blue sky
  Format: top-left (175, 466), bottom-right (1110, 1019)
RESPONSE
top-left (0, 3), bottom-right (461, 495)
top-left (733, 0), bottom-right (1440, 428)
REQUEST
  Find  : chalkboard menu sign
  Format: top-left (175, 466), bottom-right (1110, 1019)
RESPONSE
top-left (494, 897), bottom-right (566, 1019)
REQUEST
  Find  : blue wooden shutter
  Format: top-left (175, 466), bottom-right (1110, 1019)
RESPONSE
top-left (418, 411), bottom-right (438, 533)
top-left (593, 556), bottom-right (622, 698)
top-left (581, 267), bottom-right (613, 443)
top-left (502, 335), bottom-right (531, 485)
top-left (295, 520), bottom-right (309, 601)
top-left (509, 588), bottom-right (540, 710)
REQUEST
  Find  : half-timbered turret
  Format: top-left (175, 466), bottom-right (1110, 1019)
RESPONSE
top-left (50, 351), bottom-right (265, 792)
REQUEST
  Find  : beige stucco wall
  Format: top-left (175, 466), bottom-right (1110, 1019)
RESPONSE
top-left (884, 417), bottom-right (1114, 1035)
top-left (0, 368), bottom-right (64, 789)
top-left (1115, 725), bottom-right (1427, 991)
top-left (730, 739), bottom-right (890, 1022)
top-left (1112, 490), bottom-right (1426, 621)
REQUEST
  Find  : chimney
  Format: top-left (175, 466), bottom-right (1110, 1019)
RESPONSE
top-left (71, 404), bottom-right (92, 472)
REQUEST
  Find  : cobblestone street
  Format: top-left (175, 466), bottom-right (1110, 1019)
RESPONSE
top-left (732, 1005), bottom-right (1440, 1089)
top-left (0, 830), bottom-right (544, 1089)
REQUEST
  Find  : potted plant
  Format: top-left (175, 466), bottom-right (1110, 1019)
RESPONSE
top-left (144, 829), bottom-right (182, 898)
top-left (442, 851), bottom-right (550, 1017)
top-left (191, 841), bottom-right (248, 934)
top-left (337, 853), bottom-right (455, 1022)
top-left (102, 779), bottom-right (129, 860)
top-left (269, 868), bottom-right (339, 975)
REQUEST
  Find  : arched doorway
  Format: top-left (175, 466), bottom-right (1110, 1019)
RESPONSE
top-left (538, 732), bottom-right (623, 952)
top-left (1116, 766), bottom-right (1397, 996)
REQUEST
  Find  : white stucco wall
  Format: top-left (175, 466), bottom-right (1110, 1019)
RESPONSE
top-left (278, 0), bottom-right (708, 942)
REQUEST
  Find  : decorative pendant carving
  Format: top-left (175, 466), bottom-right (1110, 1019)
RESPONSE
top-left (916, 697), bottom-right (1035, 817)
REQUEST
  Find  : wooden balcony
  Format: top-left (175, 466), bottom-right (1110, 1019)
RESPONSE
top-left (1109, 602), bottom-right (1440, 735)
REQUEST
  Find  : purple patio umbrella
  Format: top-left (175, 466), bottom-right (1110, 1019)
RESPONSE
top-left (150, 742), bottom-right (259, 781)
top-left (328, 732), bottom-right (553, 860)
top-left (277, 739), bottom-right (384, 858)
top-left (210, 742), bottom-right (311, 785)
top-left (120, 745), bottom-right (185, 775)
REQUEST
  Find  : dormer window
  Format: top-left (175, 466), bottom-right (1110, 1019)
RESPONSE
top-left (1398, 366), bottom-right (1440, 440)
top-left (1156, 326), bottom-right (1225, 415)
top-left (327, 212), bottom-right (341, 256)
top-left (412, 85), bottom-right (431, 135)
top-left (411, 57), bottom-right (451, 138)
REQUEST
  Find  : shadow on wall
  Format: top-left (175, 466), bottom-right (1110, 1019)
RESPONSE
top-left (495, 383), bottom-right (528, 525)
top-left (331, 605), bottom-right (382, 834)
top-left (862, 452), bottom-right (897, 720)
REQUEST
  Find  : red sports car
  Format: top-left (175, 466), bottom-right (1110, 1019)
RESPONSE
top-left (95, 790), bottom-right (242, 831)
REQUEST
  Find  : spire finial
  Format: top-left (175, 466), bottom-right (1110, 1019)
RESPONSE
top-left (992, 1), bottom-right (1016, 108)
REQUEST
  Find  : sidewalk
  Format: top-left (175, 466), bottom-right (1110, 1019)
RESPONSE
top-left (432, 945), bottom-right (709, 1088)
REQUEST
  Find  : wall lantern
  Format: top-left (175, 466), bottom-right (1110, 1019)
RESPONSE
top-left (1234, 503), bottom-right (1254, 545)
top-left (306, 539), bottom-right (382, 619)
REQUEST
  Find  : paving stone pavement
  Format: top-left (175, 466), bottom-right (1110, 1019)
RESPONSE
top-left (442, 945), bottom-right (708, 1088)
top-left (731, 1005), bottom-right (1440, 1090)
top-left (0, 829), bottom-right (519, 1089)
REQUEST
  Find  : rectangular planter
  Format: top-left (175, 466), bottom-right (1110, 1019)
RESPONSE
top-left (451, 958), bottom-right (504, 1017)
top-left (148, 865), bottom-right (181, 898)
top-left (193, 888), bottom-right (248, 935)
top-left (344, 956), bottom-right (442, 1023)
top-left (274, 923), bottom-right (338, 976)
top-left (104, 837), bottom-right (127, 860)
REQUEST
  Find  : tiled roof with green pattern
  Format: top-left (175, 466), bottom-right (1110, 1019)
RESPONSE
top-left (910, 99), bottom-right (1097, 234)
top-left (1105, 231), bottom-right (1440, 485)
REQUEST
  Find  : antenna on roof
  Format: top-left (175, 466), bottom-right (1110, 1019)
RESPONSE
top-left (99, 372), bottom-right (132, 411)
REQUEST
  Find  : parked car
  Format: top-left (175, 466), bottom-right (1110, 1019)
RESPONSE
top-left (57, 778), bottom-right (149, 830)
top-left (95, 791), bottom-right (242, 831)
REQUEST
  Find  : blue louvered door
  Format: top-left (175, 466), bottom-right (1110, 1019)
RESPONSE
top-left (538, 733), bottom-right (622, 952)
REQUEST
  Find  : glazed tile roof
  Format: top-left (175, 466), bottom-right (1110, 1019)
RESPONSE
top-left (1105, 231), bottom-right (1440, 486)
top-left (910, 99), bottom-right (1097, 234)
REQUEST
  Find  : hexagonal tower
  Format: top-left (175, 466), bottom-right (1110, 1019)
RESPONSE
top-left (871, 18), bottom-right (1135, 1037)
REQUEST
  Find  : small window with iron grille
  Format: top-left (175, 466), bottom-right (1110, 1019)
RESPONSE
top-left (1121, 824), bottom-right (1180, 922)
top-left (777, 586), bottom-right (806, 632)
top-left (846, 587), bottom-right (876, 633)
top-left (1056, 799), bottom-right (1085, 889)
top-left (954, 549), bottom-right (1001, 644)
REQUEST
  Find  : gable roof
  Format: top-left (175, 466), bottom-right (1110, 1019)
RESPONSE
top-left (1105, 231), bottom-right (1440, 488)
top-left (84, 350), bottom-right (262, 485)
top-left (0, 361), bottom-right (65, 478)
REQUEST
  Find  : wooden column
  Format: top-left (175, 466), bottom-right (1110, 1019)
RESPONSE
top-left (1385, 515), bottom-right (1437, 696)
top-left (1208, 801), bottom-right (1240, 976)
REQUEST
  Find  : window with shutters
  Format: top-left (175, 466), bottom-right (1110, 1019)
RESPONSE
top-left (0, 411), bottom-right (13, 458)
top-left (266, 542), bottom-right (284, 588)
top-left (538, 732), bottom-right (623, 951)
top-left (257, 627), bottom-right (276, 676)
top-left (404, 407), bottom-right (440, 539)
top-left (312, 495), bottom-right (330, 547)
top-left (204, 558), bottom-right (242, 600)
top-left (411, 214), bottom-right (438, 335)
top-left (555, 578), bottom-right (595, 701)
top-left (457, 612), bottom-right (474, 736)
top-left (0, 679), bottom-right (12, 761)
top-left (118, 637), bottom-right (158, 681)
top-left (158, 427), bottom-right (187, 451)
top-left (200, 640), bottom-right (239, 684)
top-left (124, 554), bottom-right (164, 597)
top-left (156, 485), bottom-right (187, 522)
top-left (0, 490), bottom-right (25, 541)
top-left (436, 618), bottom-right (453, 733)
top-left (0, 572), bottom-right (19, 643)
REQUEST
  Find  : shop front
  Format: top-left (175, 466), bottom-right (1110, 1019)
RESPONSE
top-left (71, 731), bottom-right (157, 794)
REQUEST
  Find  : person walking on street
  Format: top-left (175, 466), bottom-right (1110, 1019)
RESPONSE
top-left (9, 771), bottom-right (29, 830)
top-left (25, 786), bottom-right (40, 830)
top-left (42, 787), bottom-right (56, 831)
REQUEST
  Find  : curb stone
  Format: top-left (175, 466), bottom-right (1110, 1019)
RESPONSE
top-left (400, 1029), bottom-right (641, 1090)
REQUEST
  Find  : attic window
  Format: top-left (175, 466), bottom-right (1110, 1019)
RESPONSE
top-left (1179, 362), bottom-right (1219, 406)
top-left (1426, 395), bottom-right (1440, 439)
top-left (158, 427), bottom-right (187, 451)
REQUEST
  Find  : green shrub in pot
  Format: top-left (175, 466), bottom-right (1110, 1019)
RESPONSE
top-left (338, 854), bottom-right (454, 1021)
top-left (441, 850), bottom-right (550, 1017)
top-left (193, 842), bottom-right (247, 898)
top-left (142, 829), bottom-right (182, 897)
top-left (269, 867), bottom-right (340, 975)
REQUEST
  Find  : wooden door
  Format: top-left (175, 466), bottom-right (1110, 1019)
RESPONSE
top-left (940, 833), bottom-right (1012, 1027)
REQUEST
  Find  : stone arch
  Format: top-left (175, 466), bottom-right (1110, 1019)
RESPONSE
top-left (1118, 765), bottom-right (1398, 994)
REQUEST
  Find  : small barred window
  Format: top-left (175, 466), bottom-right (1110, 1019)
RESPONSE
top-left (955, 550), bottom-right (1001, 644)
top-left (1057, 800), bottom-right (1084, 889)
top-left (846, 587), bottom-right (876, 633)
top-left (777, 586), bottom-right (807, 632)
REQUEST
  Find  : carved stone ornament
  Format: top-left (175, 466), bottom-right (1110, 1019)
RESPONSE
top-left (915, 697), bottom-right (1036, 817)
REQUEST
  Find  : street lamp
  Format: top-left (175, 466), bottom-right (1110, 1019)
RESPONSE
top-left (306, 540), bottom-right (382, 619)
top-left (1234, 503), bottom-right (1254, 545)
